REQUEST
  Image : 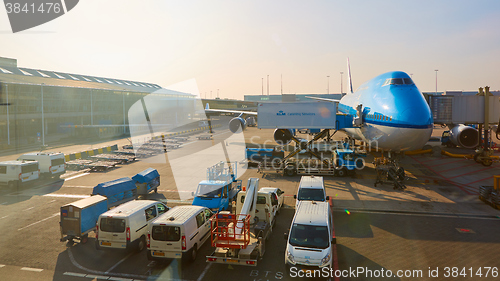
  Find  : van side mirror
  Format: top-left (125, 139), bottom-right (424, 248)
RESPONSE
top-left (283, 232), bottom-right (288, 240)
top-left (326, 196), bottom-right (330, 200)
top-left (293, 195), bottom-right (297, 199)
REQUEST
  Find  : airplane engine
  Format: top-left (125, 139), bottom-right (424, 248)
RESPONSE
top-left (449, 124), bottom-right (478, 149)
top-left (273, 129), bottom-right (295, 145)
top-left (229, 117), bottom-right (246, 133)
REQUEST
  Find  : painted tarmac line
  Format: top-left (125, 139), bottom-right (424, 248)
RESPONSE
top-left (196, 263), bottom-right (211, 281)
top-left (105, 252), bottom-right (133, 274)
top-left (21, 267), bottom-right (43, 272)
top-left (65, 173), bottom-right (90, 181)
top-left (63, 272), bottom-right (87, 277)
top-left (466, 175), bottom-right (494, 186)
top-left (63, 185), bottom-right (94, 188)
top-left (17, 212), bottom-right (59, 231)
top-left (447, 166), bottom-right (494, 179)
top-left (0, 215), bottom-right (8, 220)
top-left (67, 247), bottom-right (149, 280)
top-left (0, 264), bottom-right (5, 268)
top-left (43, 194), bottom-right (90, 198)
top-left (23, 206), bottom-right (35, 211)
top-left (0, 202), bottom-right (8, 205)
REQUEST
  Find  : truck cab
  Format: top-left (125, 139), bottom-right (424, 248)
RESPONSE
top-left (236, 187), bottom-right (282, 228)
top-left (192, 179), bottom-right (241, 213)
top-left (334, 147), bottom-right (366, 177)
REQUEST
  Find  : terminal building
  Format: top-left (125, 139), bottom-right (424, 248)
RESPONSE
top-left (0, 57), bottom-right (199, 150)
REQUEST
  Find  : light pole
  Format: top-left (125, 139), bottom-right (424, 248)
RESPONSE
top-left (327, 76), bottom-right (330, 94)
top-left (340, 72), bottom-right (344, 94)
top-left (217, 89), bottom-right (219, 98)
top-left (261, 78), bottom-right (263, 95)
top-left (434, 69), bottom-right (438, 94)
top-left (41, 83), bottom-right (45, 146)
top-left (267, 75), bottom-right (269, 96)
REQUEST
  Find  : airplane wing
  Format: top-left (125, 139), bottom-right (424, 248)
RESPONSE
top-left (204, 103), bottom-right (258, 115)
top-left (305, 96), bottom-right (341, 103)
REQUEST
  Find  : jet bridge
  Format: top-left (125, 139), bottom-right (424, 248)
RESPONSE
top-left (429, 93), bottom-right (500, 124)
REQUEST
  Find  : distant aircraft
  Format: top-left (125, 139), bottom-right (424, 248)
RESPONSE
top-left (206, 59), bottom-right (434, 153)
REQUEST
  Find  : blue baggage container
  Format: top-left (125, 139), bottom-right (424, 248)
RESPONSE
top-left (132, 168), bottom-right (160, 195)
top-left (60, 195), bottom-right (108, 243)
top-left (92, 177), bottom-right (138, 208)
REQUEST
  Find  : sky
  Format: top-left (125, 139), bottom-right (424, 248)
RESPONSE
top-left (1, 0), bottom-right (500, 99)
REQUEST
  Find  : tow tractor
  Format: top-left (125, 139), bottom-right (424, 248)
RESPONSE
top-left (206, 178), bottom-right (272, 266)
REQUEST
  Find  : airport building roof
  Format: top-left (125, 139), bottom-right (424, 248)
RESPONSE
top-left (0, 56), bottom-right (162, 93)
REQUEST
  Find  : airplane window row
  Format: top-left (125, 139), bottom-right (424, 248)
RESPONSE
top-left (367, 114), bottom-right (392, 122)
top-left (382, 78), bottom-right (414, 86)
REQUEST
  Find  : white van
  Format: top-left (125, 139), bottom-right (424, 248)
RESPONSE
top-left (96, 200), bottom-right (169, 251)
top-left (17, 152), bottom-right (65, 179)
top-left (284, 201), bottom-right (334, 271)
top-left (0, 161), bottom-right (40, 189)
top-left (294, 176), bottom-right (328, 209)
top-left (147, 205), bottom-right (213, 262)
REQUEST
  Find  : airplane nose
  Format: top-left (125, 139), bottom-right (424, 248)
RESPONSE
top-left (400, 107), bottom-right (432, 127)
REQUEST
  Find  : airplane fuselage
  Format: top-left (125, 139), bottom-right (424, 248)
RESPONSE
top-left (339, 71), bottom-right (433, 152)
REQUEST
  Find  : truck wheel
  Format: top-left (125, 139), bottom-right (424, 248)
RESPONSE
top-left (81, 234), bottom-right (88, 244)
top-left (190, 245), bottom-right (197, 262)
top-left (137, 236), bottom-right (146, 251)
top-left (147, 250), bottom-right (154, 261)
top-left (337, 168), bottom-right (347, 177)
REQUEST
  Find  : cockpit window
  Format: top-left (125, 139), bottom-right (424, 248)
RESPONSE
top-left (383, 78), bottom-right (414, 86)
top-left (403, 78), bottom-right (414, 85)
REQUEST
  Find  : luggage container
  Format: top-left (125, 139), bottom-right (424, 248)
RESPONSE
top-left (92, 177), bottom-right (138, 208)
top-left (60, 195), bottom-right (108, 244)
top-left (132, 168), bottom-right (160, 195)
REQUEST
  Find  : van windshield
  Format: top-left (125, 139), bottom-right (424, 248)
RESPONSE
top-left (298, 188), bottom-right (325, 201)
top-left (195, 184), bottom-right (223, 198)
top-left (289, 224), bottom-right (329, 249)
top-left (152, 225), bottom-right (180, 241)
top-left (100, 218), bottom-right (125, 232)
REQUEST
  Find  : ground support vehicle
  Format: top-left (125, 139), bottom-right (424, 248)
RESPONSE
top-left (373, 158), bottom-right (407, 190)
top-left (478, 176), bottom-right (500, 209)
top-left (147, 206), bottom-right (213, 263)
top-left (17, 152), bottom-right (65, 179)
top-left (192, 162), bottom-right (241, 213)
top-left (92, 177), bottom-right (138, 208)
top-left (206, 178), bottom-right (273, 266)
top-left (257, 145), bottom-right (365, 177)
top-left (245, 147), bottom-right (284, 166)
top-left (59, 195), bottom-right (108, 244)
top-left (441, 130), bottom-right (455, 147)
top-left (236, 187), bottom-right (283, 228)
top-left (0, 160), bottom-right (40, 189)
top-left (96, 200), bottom-right (169, 251)
top-left (132, 168), bottom-right (160, 196)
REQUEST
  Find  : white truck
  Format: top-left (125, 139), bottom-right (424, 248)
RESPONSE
top-left (18, 152), bottom-right (65, 179)
top-left (206, 178), bottom-right (276, 266)
top-left (235, 187), bottom-right (284, 228)
top-left (0, 160), bottom-right (40, 189)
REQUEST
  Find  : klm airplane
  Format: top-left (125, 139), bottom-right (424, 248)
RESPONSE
top-left (207, 60), bottom-right (434, 153)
